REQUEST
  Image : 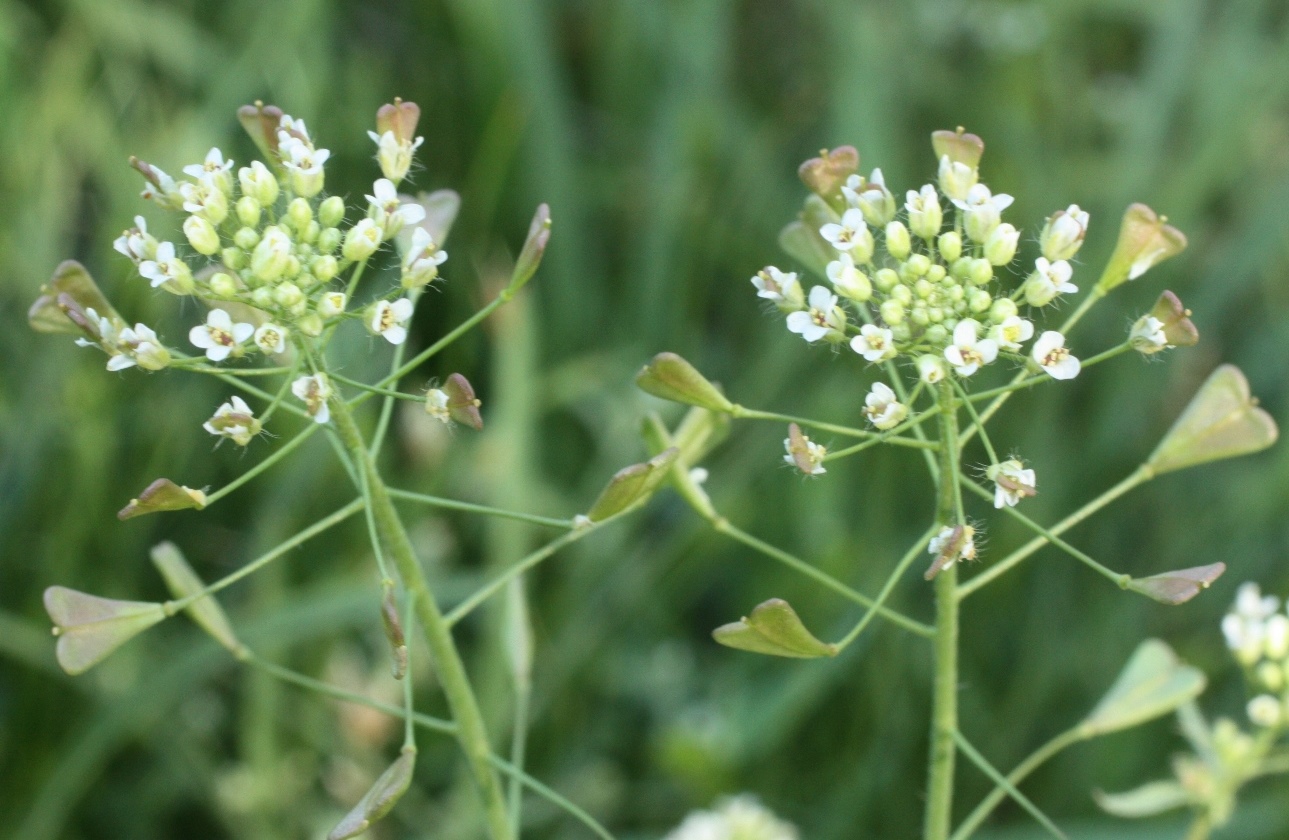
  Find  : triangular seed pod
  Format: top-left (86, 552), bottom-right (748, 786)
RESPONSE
top-left (1147, 365), bottom-right (1278, 475)
top-left (932, 128), bottom-right (985, 168)
top-left (797, 146), bottom-right (859, 199)
top-left (713, 598), bottom-right (837, 659)
top-left (442, 373), bottom-right (483, 431)
top-left (151, 542), bottom-right (243, 655)
top-left (1094, 781), bottom-right (1191, 819)
top-left (237, 101), bottom-right (284, 162)
top-left (584, 448), bottom-right (679, 522)
top-left (327, 747), bottom-right (417, 840)
top-left (1096, 203), bottom-right (1187, 293)
top-left (375, 98), bottom-right (422, 144)
top-left (509, 203), bottom-right (551, 293)
top-left (778, 219), bottom-right (834, 280)
top-left (1127, 563), bottom-right (1226, 605)
top-left (118, 479), bottom-right (207, 520)
top-left (29, 261), bottom-right (123, 336)
top-left (635, 353), bottom-right (733, 413)
top-left (1150, 291), bottom-right (1199, 347)
top-left (1079, 639), bottom-right (1206, 738)
top-left (44, 586), bottom-right (167, 675)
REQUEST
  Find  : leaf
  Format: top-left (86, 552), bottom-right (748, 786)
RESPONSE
top-left (778, 220), bottom-right (833, 280)
top-left (797, 145), bottom-right (859, 198)
top-left (328, 748), bottom-right (417, 840)
top-left (151, 542), bottom-right (242, 655)
top-left (1147, 365), bottom-right (1278, 475)
top-left (43, 586), bottom-right (167, 675)
top-left (1079, 639), bottom-right (1206, 738)
top-left (118, 478), bottom-right (207, 520)
top-left (1128, 562), bottom-right (1225, 605)
top-left (29, 260), bottom-right (121, 335)
top-left (713, 598), bottom-right (837, 659)
top-left (584, 448), bottom-right (679, 522)
top-left (1094, 781), bottom-right (1191, 818)
top-left (635, 352), bottom-right (733, 413)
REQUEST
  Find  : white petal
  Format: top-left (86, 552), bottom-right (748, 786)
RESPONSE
top-left (207, 309), bottom-right (233, 330)
top-left (206, 344), bottom-right (232, 362)
top-left (231, 323), bottom-right (254, 343)
top-left (189, 326), bottom-right (214, 349)
top-left (382, 325), bottom-right (408, 345)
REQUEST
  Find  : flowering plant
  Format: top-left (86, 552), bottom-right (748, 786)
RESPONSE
top-left (634, 130), bottom-right (1279, 839)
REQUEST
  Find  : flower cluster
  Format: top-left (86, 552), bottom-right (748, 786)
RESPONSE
top-left (758, 131), bottom-right (1094, 391)
top-left (662, 795), bottom-right (799, 840)
top-left (1222, 583), bottom-right (1289, 729)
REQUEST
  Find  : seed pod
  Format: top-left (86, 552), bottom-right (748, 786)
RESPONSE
top-left (118, 479), bottom-right (207, 521)
top-left (44, 586), bottom-right (167, 675)
top-left (237, 101), bottom-right (285, 162)
top-left (797, 145), bottom-right (859, 200)
top-left (380, 582), bottom-right (408, 680)
top-left (635, 352), bottom-right (733, 413)
top-left (713, 598), bottom-right (837, 659)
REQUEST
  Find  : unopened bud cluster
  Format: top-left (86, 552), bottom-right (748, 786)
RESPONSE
top-left (1223, 583), bottom-right (1289, 730)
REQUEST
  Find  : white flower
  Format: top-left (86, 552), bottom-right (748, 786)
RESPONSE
top-left (282, 140), bottom-right (330, 198)
top-left (183, 215), bottom-right (220, 255)
top-left (987, 459), bottom-right (1037, 508)
top-left (984, 222), bottom-right (1019, 266)
top-left (943, 319), bottom-right (998, 377)
top-left (1023, 257), bottom-right (1078, 307)
top-left (819, 208), bottom-right (867, 252)
top-left (751, 266), bottom-right (804, 311)
top-left (138, 242), bottom-right (194, 293)
top-left (952, 183), bottom-right (1013, 243)
top-left (783, 430), bottom-right (827, 476)
top-left (253, 323), bottom-right (288, 355)
top-left (318, 292), bottom-right (348, 319)
top-left (786, 286), bottom-right (845, 343)
top-left (105, 323), bottom-right (170, 372)
top-left (850, 324), bottom-right (896, 362)
top-left (369, 298), bottom-right (415, 345)
top-left (291, 373), bottom-right (333, 424)
top-left (937, 155), bottom-right (978, 202)
top-left (238, 160), bottom-right (280, 205)
top-left (179, 179), bottom-right (228, 224)
top-left (1130, 315), bottom-right (1169, 354)
top-left (366, 178), bottom-right (426, 236)
top-left (1247, 694), bottom-right (1283, 729)
top-left (663, 795), bottom-right (799, 840)
top-left (277, 114), bottom-right (313, 150)
top-left (183, 147), bottom-right (234, 193)
top-left (988, 315), bottom-right (1034, 352)
top-left (1040, 204), bottom-right (1089, 262)
top-left (928, 524), bottom-right (977, 573)
top-left (1265, 613), bottom-right (1289, 661)
top-left (917, 354), bottom-right (947, 384)
top-left (368, 129), bottom-right (424, 182)
top-left (1235, 582), bottom-right (1281, 621)
top-left (864, 382), bottom-right (907, 430)
top-left (1031, 331), bottom-right (1080, 380)
top-left (905, 184), bottom-right (943, 239)
top-left (189, 309), bottom-right (253, 362)
top-left (827, 253), bottom-right (872, 301)
top-left (425, 388), bottom-right (451, 423)
top-left (113, 216), bottom-right (157, 263)
top-left (401, 227), bottom-right (449, 288)
top-left (203, 396), bottom-right (261, 447)
top-left (844, 169), bottom-right (896, 227)
top-left (343, 218), bottom-right (383, 262)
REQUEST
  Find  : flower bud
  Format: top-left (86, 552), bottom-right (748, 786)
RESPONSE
top-left (937, 231), bottom-right (962, 263)
top-left (313, 255), bottom-right (339, 283)
top-left (318, 291), bottom-right (348, 319)
top-left (989, 297), bottom-right (1018, 323)
top-left (297, 313), bottom-right (323, 337)
top-left (183, 216), bottom-right (221, 256)
top-left (233, 226), bottom-right (260, 250)
top-left (914, 278), bottom-right (934, 299)
top-left (968, 289), bottom-right (992, 313)
top-left (906, 185), bottom-right (943, 240)
top-left (984, 222), bottom-right (1019, 265)
top-left (238, 161), bottom-right (279, 206)
top-left (1130, 315), bottom-right (1169, 354)
top-left (1040, 205), bottom-right (1089, 262)
top-left (208, 272), bottom-right (238, 298)
top-left (849, 225), bottom-right (875, 264)
top-left (299, 220), bottom-right (320, 245)
top-left (890, 283), bottom-right (913, 305)
top-left (282, 254), bottom-right (302, 279)
top-left (855, 170), bottom-right (896, 227)
top-left (925, 323), bottom-right (948, 343)
top-left (236, 196), bottom-right (262, 228)
top-left (221, 247), bottom-right (245, 271)
top-left (317, 227), bottom-right (342, 254)
top-left (968, 258), bottom-right (993, 285)
top-left (950, 257), bottom-right (973, 280)
top-left (879, 298), bottom-right (905, 325)
top-left (917, 354), bottom-right (947, 384)
top-left (927, 263), bottom-right (947, 283)
top-left (885, 221), bottom-right (911, 260)
top-left (251, 287), bottom-right (274, 309)
top-left (343, 219), bottom-right (382, 262)
top-left (905, 254), bottom-right (931, 276)
top-left (273, 282), bottom-right (304, 309)
top-left (827, 255), bottom-right (872, 302)
top-left (284, 197), bottom-right (312, 230)
top-left (319, 195), bottom-right (345, 228)
top-left (251, 226), bottom-right (292, 282)
top-left (874, 268), bottom-right (899, 292)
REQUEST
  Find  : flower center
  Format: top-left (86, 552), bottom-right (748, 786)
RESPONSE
top-left (210, 327), bottom-right (234, 347)
top-left (1043, 347), bottom-right (1068, 366)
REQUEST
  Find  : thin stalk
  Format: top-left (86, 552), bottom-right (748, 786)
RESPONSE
top-left (731, 404), bottom-right (935, 446)
top-left (712, 517), bottom-right (934, 638)
top-left (402, 595), bottom-right (416, 749)
top-left (882, 358), bottom-right (940, 481)
top-left (508, 676), bottom-right (531, 837)
top-left (196, 368), bottom-right (312, 420)
top-left (387, 487), bottom-right (574, 530)
top-left (952, 380), bottom-right (997, 466)
top-left (202, 424), bottom-right (321, 506)
top-left (1184, 814), bottom-right (1213, 840)
top-left (951, 729), bottom-right (1082, 840)
top-left (328, 395), bottom-right (511, 840)
top-left (331, 372), bottom-right (422, 404)
top-left (952, 731), bottom-right (1066, 840)
top-left (258, 356), bottom-right (303, 425)
top-left (836, 525), bottom-right (938, 650)
top-left (167, 499), bottom-right (365, 612)
top-left (956, 466), bottom-right (1150, 599)
top-left (824, 406), bottom-right (942, 462)
top-left (370, 287), bottom-right (422, 456)
top-left (959, 477), bottom-right (1131, 589)
top-left (925, 379), bottom-right (961, 840)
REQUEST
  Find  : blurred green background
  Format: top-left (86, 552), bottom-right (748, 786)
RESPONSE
top-left (3, 0), bottom-right (1289, 837)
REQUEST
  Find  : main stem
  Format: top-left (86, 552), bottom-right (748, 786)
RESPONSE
top-left (329, 396), bottom-right (512, 840)
top-left (925, 380), bottom-right (960, 840)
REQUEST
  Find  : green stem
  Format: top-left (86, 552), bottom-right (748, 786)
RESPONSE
top-left (328, 395), bottom-right (511, 840)
top-left (956, 466), bottom-right (1150, 600)
top-left (508, 678), bottom-right (531, 837)
top-left (387, 487), bottom-right (574, 530)
top-left (370, 287), bottom-right (422, 456)
top-left (951, 731), bottom-right (1066, 840)
top-left (952, 380), bottom-right (997, 465)
top-left (836, 525), bottom-right (938, 650)
top-left (202, 424), bottom-right (321, 507)
top-left (712, 517), bottom-right (934, 638)
top-left (925, 379), bottom-right (961, 840)
top-left (402, 594), bottom-right (416, 749)
top-left (730, 404), bottom-right (936, 446)
top-left (1183, 814), bottom-right (1213, 840)
top-left (823, 406), bottom-right (942, 462)
top-left (950, 729), bottom-right (1082, 840)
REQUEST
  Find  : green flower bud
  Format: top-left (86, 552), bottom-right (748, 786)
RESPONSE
top-left (239, 161), bottom-right (279, 206)
top-left (890, 322), bottom-right (912, 342)
top-left (851, 226), bottom-right (875, 264)
top-left (968, 258), bottom-right (993, 285)
top-left (914, 278), bottom-right (934, 300)
top-left (984, 222), bottom-right (1019, 266)
top-left (317, 227), bottom-right (342, 254)
top-left (950, 257), bottom-right (973, 280)
top-left (891, 283), bottom-right (913, 305)
top-left (235, 196), bottom-right (262, 228)
top-left (183, 216), bottom-right (220, 255)
top-left (297, 312), bottom-right (324, 337)
top-left (300, 220), bottom-right (320, 245)
top-left (968, 289), bottom-right (992, 313)
top-left (928, 307), bottom-right (945, 324)
top-left (208, 272), bottom-right (238, 298)
top-left (885, 221), bottom-right (911, 260)
top-left (917, 354), bottom-right (947, 383)
top-left (221, 247), bottom-right (245, 271)
top-left (947, 284), bottom-right (965, 303)
top-left (938, 231), bottom-right (963, 263)
top-left (319, 195), bottom-right (345, 228)
top-left (273, 282), bottom-right (303, 308)
top-left (874, 268), bottom-right (899, 292)
top-left (250, 287), bottom-right (274, 308)
top-left (287, 197), bottom-right (313, 230)
top-left (925, 323), bottom-right (948, 344)
top-left (251, 226), bottom-right (291, 282)
top-left (312, 255), bottom-right (339, 283)
top-left (927, 263), bottom-right (947, 283)
top-left (343, 219), bottom-right (382, 262)
top-left (283, 254), bottom-right (302, 279)
top-left (911, 305), bottom-right (931, 326)
top-left (233, 226), bottom-right (260, 250)
top-left (989, 297), bottom-right (1018, 323)
top-left (879, 298), bottom-right (906, 325)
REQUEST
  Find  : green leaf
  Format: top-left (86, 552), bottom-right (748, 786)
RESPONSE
top-left (635, 352), bottom-right (733, 413)
top-left (328, 747), bottom-right (417, 840)
top-left (713, 598), bottom-right (837, 659)
top-left (28, 260), bottom-right (122, 336)
top-left (150, 542), bottom-right (242, 656)
top-left (1128, 562), bottom-right (1225, 605)
top-left (1147, 365), bottom-right (1278, 475)
top-left (1094, 781), bottom-right (1191, 818)
top-left (778, 220), bottom-right (833, 280)
top-left (43, 586), bottom-right (167, 675)
top-left (584, 448), bottom-right (679, 522)
top-left (1079, 639), bottom-right (1206, 738)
